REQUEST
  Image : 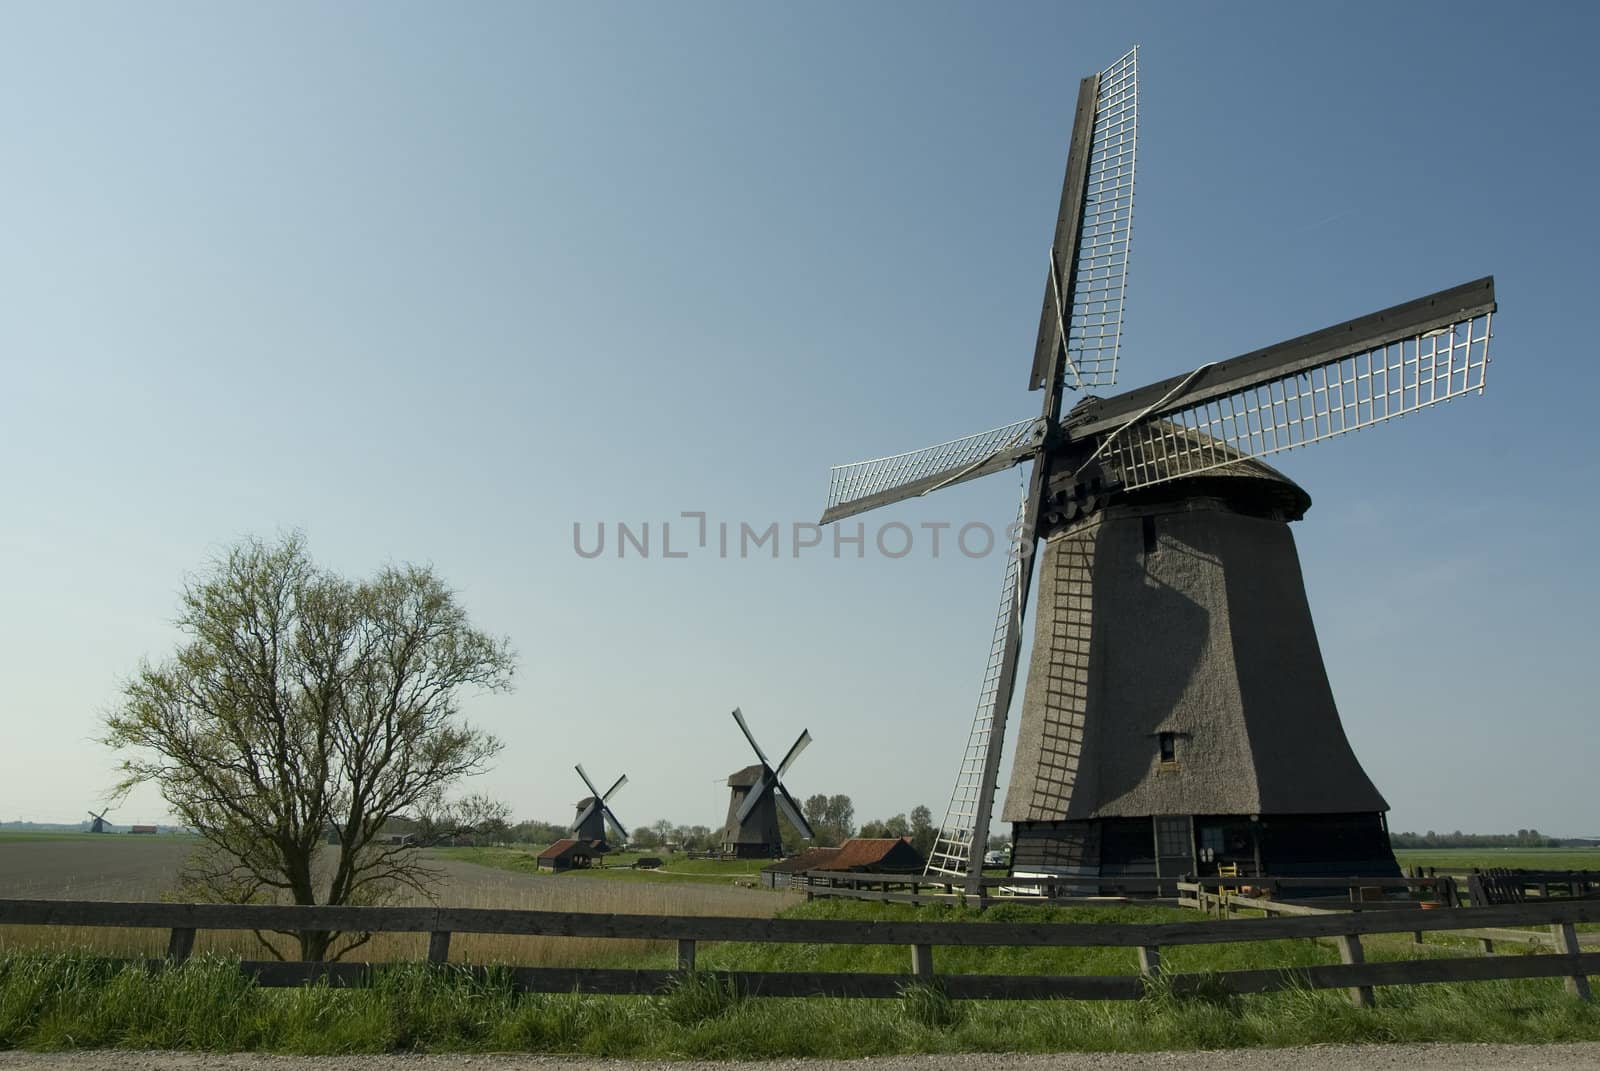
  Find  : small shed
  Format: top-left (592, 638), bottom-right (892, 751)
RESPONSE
top-left (537, 838), bottom-right (602, 872)
top-left (819, 837), bottom-right (926, 874)
top-left (760, 846), bottom-right (842, 889)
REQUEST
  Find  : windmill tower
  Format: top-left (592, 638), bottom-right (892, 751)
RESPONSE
top-left (570, 765), bottom-right (628, 851)
top-left (818, 47), bottom-right (1496, 895)
top-left (86, 809), bottom-right (111, 834)
top-left (721, 708), bottom-right (815, 858)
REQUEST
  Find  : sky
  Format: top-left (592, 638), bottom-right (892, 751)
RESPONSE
top-left (1, 2), bottom-right (1595, 839)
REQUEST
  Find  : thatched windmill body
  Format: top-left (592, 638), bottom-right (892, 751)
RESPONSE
top-left (818, 48), bottom-right (1497, 894)
top-left (721, 708), bottom-right (815, 858)
top-left (570, 764), bottom-right (628, 850)
top-left (87, 809), bottom-right (111, 834)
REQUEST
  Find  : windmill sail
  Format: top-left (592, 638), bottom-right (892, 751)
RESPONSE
top-left (926, 493), bottom-right (1034, 882)
top-left (1071, 278), bottom-right (1495, 492)
top-left (1031, 47), bottom-right (1139, 393)
top-left (822, 418), bottom-right (1041, 525)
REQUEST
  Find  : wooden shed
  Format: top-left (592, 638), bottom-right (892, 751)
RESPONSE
top-left (536, 838), bottom-right (602, 872)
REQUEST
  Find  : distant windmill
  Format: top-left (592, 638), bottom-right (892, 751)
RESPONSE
top-left (720, 708), bottom-right (814, 858)
top-left (86, 809), bottom-right (111, 834)
top-left (570, 765), bottom-right (628, 850)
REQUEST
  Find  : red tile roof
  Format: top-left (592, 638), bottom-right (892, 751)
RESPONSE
top-left (761, 846), bottom-right (842, 874)
top-left (538, 838), bottom-right (601, 861)
top-left (818, 837), bottom-right (923, 872)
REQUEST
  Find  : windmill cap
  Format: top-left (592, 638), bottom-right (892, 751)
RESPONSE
top-left (726, 763), bottom-right (767, 787)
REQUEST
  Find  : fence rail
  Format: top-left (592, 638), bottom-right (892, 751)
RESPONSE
top-left (0, 897), bottom-right (1594, 1006)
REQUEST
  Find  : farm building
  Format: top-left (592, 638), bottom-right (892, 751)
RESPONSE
top-left (759, 846), bottom-right (841, 889)
top-left (824, 837), bottom-right (927, 874)
top-left (759, 838), bottom-right (927, 889)
top-left (128, 825), bottom-right (158, 835)
top-left (537, 838), bottom-right (603, 872)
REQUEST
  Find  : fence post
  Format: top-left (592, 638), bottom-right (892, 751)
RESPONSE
top-left (677, 938), bottom-right (697, 971)
top-left (1137, 945), bottom-right (1161, 981)
top-left (166, 927), bottom-right (196, 963)
top-left (1551, 923), bottom-right (1593, 1001)
top-left (911, 944), bottom-right (934, 979)
top-left (1479, 937), bottom-right (1495, 955)
top-left (1334, 933), bottom-right (1375, 1008)
top-left (427, 931), bottom-right (452, 965)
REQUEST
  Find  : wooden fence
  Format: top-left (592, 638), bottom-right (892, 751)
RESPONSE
top-left (795, 870), bottom-right (1460, 908)
top-left (0, 897), bottom-right (1595, 1006)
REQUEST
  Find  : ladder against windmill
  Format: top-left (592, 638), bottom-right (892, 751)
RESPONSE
top-left (818, 46), bottom-right (1497, 893)
top-left (721, 708), bottom-right (816, 859)
top-left (569, 764), bottom-right (629, 852)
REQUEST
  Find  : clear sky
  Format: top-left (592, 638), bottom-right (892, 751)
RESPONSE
top-left (2, 3), bottom-right (1595, 838)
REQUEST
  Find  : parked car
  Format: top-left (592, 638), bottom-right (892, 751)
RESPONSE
top-left (983, 850), bottom-right (1008, 867)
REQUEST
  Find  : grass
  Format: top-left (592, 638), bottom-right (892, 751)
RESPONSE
top-left (3, 842), bottom-right (1598, 1055)
top-left (1, 943), bottom-right (1597, 1056)
top-left (1395, 848), bottom-right (1600, 874)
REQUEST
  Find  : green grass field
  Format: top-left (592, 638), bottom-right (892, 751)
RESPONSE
top-left (1395, 848), bottom-right (1600, 873)
top-left (2, 897), bottom-right (1598, 1056)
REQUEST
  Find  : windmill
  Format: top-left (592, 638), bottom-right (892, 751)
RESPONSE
top-left (86, 809), bottom-right (111, 834)
top-left (570, 764), bottom-right (628, 850)
top-left (818, 47), bottom-right (1496, 895)
top-left (721, 708), bottom-right (815, 858)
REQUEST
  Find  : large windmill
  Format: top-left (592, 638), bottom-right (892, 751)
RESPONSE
top-left (570, 764), bottom-right (628, 850)
top-left (721, 708), bottom-right (815, 858)
top-left (818, 48), bottom-right (1496, 895)
top-left (86, 809), bottom-right (111, 834)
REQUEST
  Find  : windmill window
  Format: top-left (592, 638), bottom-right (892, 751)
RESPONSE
top-left (1158, 732), bottom-right (1177, 765)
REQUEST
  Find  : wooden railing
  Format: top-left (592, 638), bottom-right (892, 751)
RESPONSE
top-left (0, 897), bottom-right (1595, 1006)
top-left (796, 870), bottom-right (1170, 903)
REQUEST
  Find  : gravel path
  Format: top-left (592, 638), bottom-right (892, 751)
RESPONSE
top-left (3, 1047), bottom-right (1600, 1070)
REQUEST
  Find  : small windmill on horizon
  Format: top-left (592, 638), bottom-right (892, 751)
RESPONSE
top-left (570, 765), bottom-right (628, 851)
top-left (818, 47), bottom-right (1497, 895)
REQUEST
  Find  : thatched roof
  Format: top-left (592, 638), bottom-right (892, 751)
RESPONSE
top-left (1003, 495), bottom-right (1387, 826)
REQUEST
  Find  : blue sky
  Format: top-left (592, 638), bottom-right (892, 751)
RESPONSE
top-left (2, 3), bottom-right (1595, 837)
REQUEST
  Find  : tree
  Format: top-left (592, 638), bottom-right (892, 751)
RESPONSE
top-left (631, 826), bottom-right (661, 849)
top-left (803, 793), bottom-right (855, 846)
top-left (825, 795), bottom-right (856, 843)
top-left (910, 805), bottom-right (936, 857)
top-left (103, 534), bottom-right (515, 960)
top-left (860, 813), bottom-right (908, 839)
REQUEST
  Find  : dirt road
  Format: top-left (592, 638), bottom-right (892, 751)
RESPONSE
top-left (3, 1044), bottom-right (1599, 1070)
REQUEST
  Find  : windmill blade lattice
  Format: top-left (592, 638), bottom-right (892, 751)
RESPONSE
top-left (1036, 47), bottom-right (1139, 392)
top-left (823, 418), bottom-right (1040, 523)
top-left (1090, 311), bottom-right (1492, 493)
top-left (926, 493), bottom-right (1035, 882)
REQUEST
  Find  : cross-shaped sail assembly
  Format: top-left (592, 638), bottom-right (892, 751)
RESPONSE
top-left (817, 45), bottom-right (1497, 893)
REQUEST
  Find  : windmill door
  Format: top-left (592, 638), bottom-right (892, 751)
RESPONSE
top-left (1153, 815), bottom-right (1195, 893)
top-left (1194, 819), bottom-right (1258, 877)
